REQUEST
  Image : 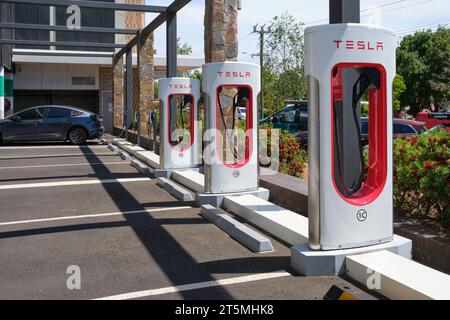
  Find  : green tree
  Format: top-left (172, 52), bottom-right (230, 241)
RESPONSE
top-left (261, 13), bottom-right (307, 113)
top-left (393, 74), bottom-right (407, 112)
top-left (397, 27), bottom-right (450, 116)
top-left (262, 69), bottom-right (284, 115)
top-left (177, 37), bottom-right (193, 55)
top-left (176, 38), bottom-right (194, 77)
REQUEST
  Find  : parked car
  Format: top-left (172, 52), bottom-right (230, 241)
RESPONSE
top-left (425, 123), bottom-right (450, 134)
top-left (0, 105), bottom-right (104, 145)
top-left (294, 118), bottom-right (427, 149)
top-left (237, 107), bottom-right (247, 120)
top-left (360, 118), bottom-right (427, 146)
top-left (260, 100), bottom-right (308, 135)
top-left (416, 111), bottom-right (450, 129)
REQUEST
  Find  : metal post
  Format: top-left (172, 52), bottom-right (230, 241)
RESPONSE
top-left (137, 111), bottom-right (141, 146)
top-left (259, 31), bottom-right (264, 120)
top-left (329, 0), bottom-right (362, 192)
top-left (126, 49), bottom-right (133, 141)
top-left (166, 11), bottom-right (177, 156)
top-left (329, 0), bottom-right (360, 24)
top-left (0, 66), bottom-right (4, 120)
top-left (49, 6), bottom-right (56, 50)
top-left (166, 12), bottom-right (177, 78)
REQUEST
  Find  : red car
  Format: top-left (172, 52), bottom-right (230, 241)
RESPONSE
top-left (360, 118), bottom-right (427, 146)
top-left (416, 111), bottom-right (450, 129)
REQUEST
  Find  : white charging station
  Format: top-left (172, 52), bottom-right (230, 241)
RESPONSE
top-left (306, 23), bottom-right (396, 250)
top-left (197, 62), bottom-right (269, 206)
top-left (292, 23), bottom-right (412, 276)
top-left (158, 77), bottom-right (201, 171)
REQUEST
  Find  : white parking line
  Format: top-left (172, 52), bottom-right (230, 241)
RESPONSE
top-left (0, 207), bottom-right (193, 227)
top-left (94, 270), bottom-right (292, 300)
top-left (0, 153), bottom-right (114, 160)
top-left (0, 162), bottom-right (127, 170)
top-left (0, 178), bottom-right (151, 190)
top-left (0, 145), bottom-right (105, 150)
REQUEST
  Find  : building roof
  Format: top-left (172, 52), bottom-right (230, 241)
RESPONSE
top-left (12, 49), bottom-right (204, 71)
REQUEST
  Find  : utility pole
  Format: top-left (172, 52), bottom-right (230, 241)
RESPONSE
top-left (252, 24), bottom-right (270, 120)
top-left (329, 0), bottom-right (360, 23)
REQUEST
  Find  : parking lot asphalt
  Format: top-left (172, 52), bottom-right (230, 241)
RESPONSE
top-left (0, 141), bottom-right (377, 300)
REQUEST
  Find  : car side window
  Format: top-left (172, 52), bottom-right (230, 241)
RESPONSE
top-left (18, 110), bottom-right (37, 120)
top-left (18, 109), bottom-right (46, 120)
top-left (274, 109), bottom-right (296, 123)
top-left (394, 124), bottom-right (416, 134)
top-left (71, 111), bottom-right (83, 117)
top-left (361, 122), bottom-right (369, 134)
top-left (47, 108), bottom-right (72, 118)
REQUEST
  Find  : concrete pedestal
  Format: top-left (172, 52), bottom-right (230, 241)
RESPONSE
top-left (291, 235), bottom-right (412, 276)
top-left (196, 188), bottom-right (270, 208)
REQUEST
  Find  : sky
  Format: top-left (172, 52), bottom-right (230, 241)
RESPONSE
top-left (145, 0), bottom-right (450, 62)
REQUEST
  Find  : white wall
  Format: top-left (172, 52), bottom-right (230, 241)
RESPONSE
top-left (14, 63), bottom-right (99, 90)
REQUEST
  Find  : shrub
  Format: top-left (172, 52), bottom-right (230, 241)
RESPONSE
top-left (260, 124), bottom-right (307, 178)
top-left (393, 130), bottom-right (450, 228)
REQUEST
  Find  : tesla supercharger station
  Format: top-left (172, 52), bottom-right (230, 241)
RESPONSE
top-left (201, 62), bottom-right (267, 199)
top-left (158, 78), bottom-right (201, 171)
top-left (305, 24), bottom-right (396, 251)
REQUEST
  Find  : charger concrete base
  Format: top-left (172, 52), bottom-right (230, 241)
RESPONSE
top-left (201, 205), bottom-right (274, 253)
top-left (196, 188), bottom-right (270, 208)
top-left (157, 178), bottom-right (194, 202)
top-left (291, 235), bottom-right (412, 276)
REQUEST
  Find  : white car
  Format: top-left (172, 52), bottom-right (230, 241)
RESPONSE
top-left (237, 107), bottom-right (247, 120)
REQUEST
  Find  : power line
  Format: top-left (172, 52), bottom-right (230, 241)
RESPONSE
top-left (395, 18), bottom-right (450, 34)
top-left (305, 0), bottom-right (407, 25)
top-left (304, 0), bottom-right (436, 26)
top-left (364, 0), bottom-right (435, 17)
top-left (397, 22), bottom-right (449, 37)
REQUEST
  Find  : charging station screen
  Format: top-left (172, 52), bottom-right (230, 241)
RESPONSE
top-left (216, 85), bottom-right (253, 168)
top-left (168, 94), bottom-right (194, 151)
top-left (331, 63), bottom-right (388, 206)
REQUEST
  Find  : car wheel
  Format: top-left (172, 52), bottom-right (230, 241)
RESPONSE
top-left (68, 127), bottom-right (88, 145)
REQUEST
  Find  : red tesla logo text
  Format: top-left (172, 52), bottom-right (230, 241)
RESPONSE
top-left (169, 84), bottom-right (193, 89)
top-left (218, 71), bottom-right (252, 78)
top-left (334, 40), bottom-right (384, 51)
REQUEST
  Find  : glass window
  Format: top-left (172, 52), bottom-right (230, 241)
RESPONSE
top-left (71, 111), bottom-right (83, 117)
top-left (48, 108), bottom-right (72, 118)
top-left (273, 108), bottom-right (296, 124)
top-left (72, 77), bottom-right (95, 86)
top-left (18, 108), bottom-right (46, 120)
top-left (361, 121), bottom-right (369, 134)
top-left (394, 124), bottom-right (416, 134)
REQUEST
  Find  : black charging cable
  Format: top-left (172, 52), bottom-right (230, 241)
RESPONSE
top-left (333, 72), bottom-right (371, 196)
top-left (218, 88), bottom-right (240, 160)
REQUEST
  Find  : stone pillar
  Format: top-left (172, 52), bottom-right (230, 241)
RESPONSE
top-left (137, 32), bottom-right (155, 138)
top-left (125, 0), bottom-right (145, 52)
top-left (205, 0), bottom-right (240, 163)
top-left (113, 57), bottom-right (124, 131)
top-left (204, 0), bottom-right (239, 63)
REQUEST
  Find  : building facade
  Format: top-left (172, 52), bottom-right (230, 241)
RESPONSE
top-left (0, 0), bottom-right (203, 132)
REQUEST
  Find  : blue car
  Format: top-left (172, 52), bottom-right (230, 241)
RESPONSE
top-left (0, 105), bottom-right (104, 145)
top-left (260, 101), bottom-right (308, 135)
